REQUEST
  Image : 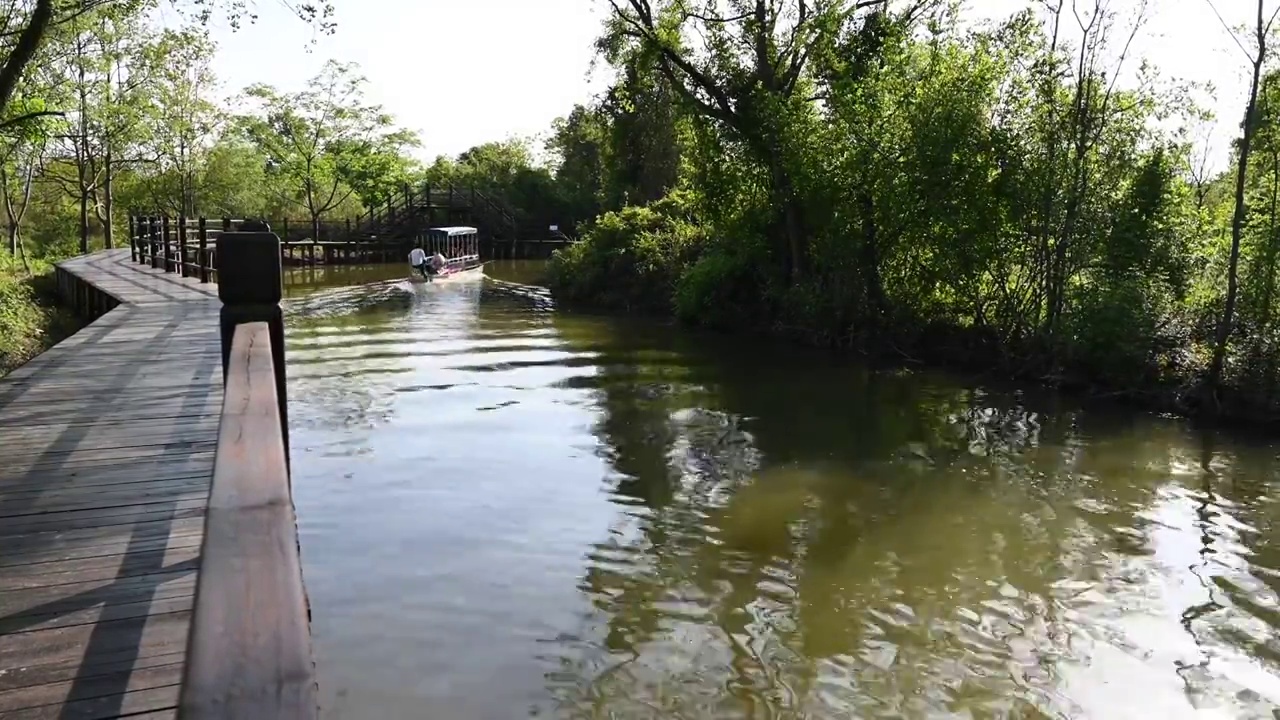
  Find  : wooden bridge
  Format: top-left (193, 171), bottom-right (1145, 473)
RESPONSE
top-left (0, 239), bottom-right (315, 718)
top-left (131, 182), bottom-right (577, 269)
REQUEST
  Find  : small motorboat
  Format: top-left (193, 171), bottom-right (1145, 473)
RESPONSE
top-left (409, 262), bottom-right (486, 283)
top-left (409, 226), bottom-right (485, 284)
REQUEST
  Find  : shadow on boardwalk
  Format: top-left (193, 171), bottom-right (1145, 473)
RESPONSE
top-left (0, 251), bottom-right (223, 719)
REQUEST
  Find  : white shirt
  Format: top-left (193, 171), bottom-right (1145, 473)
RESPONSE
top-left (430, 252), bottom-right (447, 269)
top-left (408, 248), bottom-right (426, 266)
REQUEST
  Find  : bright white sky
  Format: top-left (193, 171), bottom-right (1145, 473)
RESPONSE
top-left (170, 0), bottom-right (1261, 172)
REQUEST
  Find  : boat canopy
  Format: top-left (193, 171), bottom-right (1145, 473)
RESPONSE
top-left (428, 226), bottom-right (478, 236)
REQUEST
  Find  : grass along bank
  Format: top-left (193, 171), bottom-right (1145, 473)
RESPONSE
top-left (0, 253), bottom-right (83, 378)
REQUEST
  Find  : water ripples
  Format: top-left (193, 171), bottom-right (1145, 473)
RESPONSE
top-left (282, 265), bottom-right (1280, 720)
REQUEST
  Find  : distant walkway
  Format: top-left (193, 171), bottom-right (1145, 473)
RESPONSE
top-left (0, 248), bottom-right (222, 719)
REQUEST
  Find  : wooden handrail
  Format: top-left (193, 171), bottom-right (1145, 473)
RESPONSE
top-left (180, 321), bottom-right (316, 719)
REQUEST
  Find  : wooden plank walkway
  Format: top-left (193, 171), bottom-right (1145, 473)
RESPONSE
top-left (0, 248), bottom-right (222, 719)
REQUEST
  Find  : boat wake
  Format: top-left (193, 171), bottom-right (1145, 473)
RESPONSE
top-left (284, 280), bottom-right (415, 320)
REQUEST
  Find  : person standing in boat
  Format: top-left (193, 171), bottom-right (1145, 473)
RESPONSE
top-left (429, 249), bottom-right (447, 275)
top-left (408, 245), bottom-right (430, 280)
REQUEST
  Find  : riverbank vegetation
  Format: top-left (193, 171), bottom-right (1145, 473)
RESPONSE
top-left (0, 254), bottom-right (77, 375)
top-left (527, 0), bottom-right (1280, 424)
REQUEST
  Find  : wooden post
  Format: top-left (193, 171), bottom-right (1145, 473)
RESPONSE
top-left (178, 216), bottom-right (188, 277)
top-left (215, 225), bottom-right (289, 466)
top-left (128, 216), bottom-right (137, 262)
top-left (198, 217), bottom-right (209, 283)
top-left (149, 217), bottom-right (160, 269)
top-left (161, 216), bottom-right (172, 272)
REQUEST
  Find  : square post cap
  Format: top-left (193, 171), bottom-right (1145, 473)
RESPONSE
top-left (216, 231), bottom-right (282, 305)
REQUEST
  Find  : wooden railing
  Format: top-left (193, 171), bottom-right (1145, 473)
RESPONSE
top-left (129, 215), bottom-right (228, 282)
top-left (179, 231), bottom-right (316, 719)
top-left (128, 194), bottom-right (576, 276)
top-left (129, 217), bottom-right (412, 277)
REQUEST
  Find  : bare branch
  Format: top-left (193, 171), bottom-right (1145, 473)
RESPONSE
top-left (1202, 0), bottom-right (1255, 62)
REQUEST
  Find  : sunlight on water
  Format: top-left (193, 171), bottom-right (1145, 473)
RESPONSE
top-left (283, 263), bottom-right (1280, 720)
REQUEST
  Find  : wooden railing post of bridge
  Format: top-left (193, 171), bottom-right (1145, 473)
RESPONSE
top-left (214, 223), bottom-right (290, 461)
top-left (178, 222), bottom-right (317, 720)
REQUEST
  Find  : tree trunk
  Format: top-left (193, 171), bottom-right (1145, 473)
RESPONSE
top-left (0, 0), bottom-right (54, 120)
top-left (101, 59), bottom-right (114, 249)
top-left (1, 166), bottom-right (15, 255)
top-left (102, 144), bottom-right (113, 249)
top-left (79, 190), bottom-right (90, 254)
top-left (1208, 15), bottom-right (1267, 397)
top-left (859, 190), bottom-right (885, 315)
top-left (76, 40), bottom-right (90, 254)
top-left (765, 148), bottom-right (805, 284)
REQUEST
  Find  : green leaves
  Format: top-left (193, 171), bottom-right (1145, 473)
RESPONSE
top-left (0, 97), bottom-right (60, 139)
top-left (558, 0), bottom-right (1280, 407)
top-left (236, 60), bottom-right (419, 221)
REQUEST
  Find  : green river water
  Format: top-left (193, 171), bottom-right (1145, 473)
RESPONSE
top-left (282, 262), bottom-right (1280, 720)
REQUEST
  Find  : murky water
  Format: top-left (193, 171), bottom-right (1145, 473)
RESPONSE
top-left (284, 262), bottom-right (1280, 720)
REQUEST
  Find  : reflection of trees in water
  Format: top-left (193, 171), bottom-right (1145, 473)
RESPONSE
top-left (539, 313), bottom-right (1280, 717)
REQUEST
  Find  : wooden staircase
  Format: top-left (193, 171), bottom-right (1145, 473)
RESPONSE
top-left (352, 182), bottom-right (520, 245)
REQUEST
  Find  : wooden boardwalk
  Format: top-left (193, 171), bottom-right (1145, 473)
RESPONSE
top-left (0, 249), bottom-right (222, 719)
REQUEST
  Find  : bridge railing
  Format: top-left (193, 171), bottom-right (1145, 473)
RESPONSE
top-left (128, 216), bottom-right (412, 277)
top-left (179, 231), bottom-right (317, 719)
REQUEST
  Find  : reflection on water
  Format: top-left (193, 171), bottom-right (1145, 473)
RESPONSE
top-left (285, 263), bottom-right (1280, 719)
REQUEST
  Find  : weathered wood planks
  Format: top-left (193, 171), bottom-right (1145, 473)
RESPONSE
top-left (0, 249), bottom-right (220, 719)
top-left (1, 244), bottom-right (314, 720)
top-left (178, 322), bottom-right (315, 720)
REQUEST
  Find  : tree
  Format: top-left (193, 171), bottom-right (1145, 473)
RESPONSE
top-left (0, 103), bottom-right (50, 260)
top-left (239, 60), bottom-right (415, 239)
top-left (547, 104), bottom-right (610, 221)
top-left (140, 28), bottom-right (222, 217)
top-left (44, 3), bottom-right (161, 252)
top-left (1206, 0), bottom-right (1280, 402)
top-left (602, 59), bottom-right (682, 207)
top-left (0, 0), bottom-right (336, 131)
top-left (601, 0), bottom-right (923, 283)
top-left (331, 130), bottom-right (421, 211)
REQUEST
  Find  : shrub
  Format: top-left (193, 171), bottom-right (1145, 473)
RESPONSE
top-left (0, 254), bottom-right (80, 376)
top-left (547, 191), bottom-right (705, 314)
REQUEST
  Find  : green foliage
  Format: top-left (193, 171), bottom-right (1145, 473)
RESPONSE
top-left (548, 191), bottom-right (705, 314)
top-left (0, 254), bottom-right (80, 377)
top-left (238, 60), bottom-right (420, 227)
top-left (541, 0), bottom-right (1280, 418)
